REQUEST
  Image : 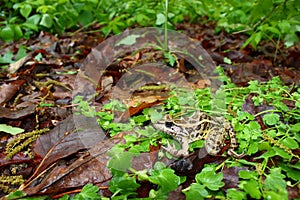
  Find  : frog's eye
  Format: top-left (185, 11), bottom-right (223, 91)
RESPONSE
top-left (165, 121), bottom-right (173, 128)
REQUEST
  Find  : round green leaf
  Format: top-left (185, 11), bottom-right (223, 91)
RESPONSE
top-left (196, 167), bottom-right (225, 191)
top-left (27, 14), bottom-right (41, 25)
top-left (0, 26), bottom-right (14, 41)
top-left (156, 13), bottom-right (166, 26)
top-left (40, 14), bottom-right (53, 28)
top-left (227, 188), bottom-right (247, 200)
top-left (240, 179), bottom-right (261, 199)
top-left (248, 142), bottom-right (258, 155)
top-left (183, 183), bottom-right (207, 200)
top-left (20, 4), bottom-right (32, 19)
top-left (78, 10), bottom-right (93, 26)
top-left (263, 113), bottom-right (280, 126)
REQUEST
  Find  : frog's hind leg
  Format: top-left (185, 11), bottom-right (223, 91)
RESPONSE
top-left (204, 128), bottom-right (224, 156)
top-left (224, 121), bottom-right (244, 158)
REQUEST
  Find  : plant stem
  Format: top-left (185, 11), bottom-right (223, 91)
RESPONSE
top-left (164, 0), bottom-right (168, 51)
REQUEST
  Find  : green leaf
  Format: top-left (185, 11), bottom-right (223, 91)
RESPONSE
top-left (281, 137), bottom-right (299, 149)
top-left (40, 14), bottom-right (53, 28)
top-left (236, 111), bottom-right (254, 121)
top-left (240, 179), bottom-right (261, 199)
top-left (58, 194), bottom-right (69, 200)
top-left (238, 170), bottom-right (258, 180)
top-left (135, 13), bottom-right (150, 26)
top-left (149, 167), bottom-right (180, 193)
top-left (263, 190), bottom-right (287, 200)
top-left (78, 10), bottom-right (93, 26)
top-left (6, 190), bottom-right (26, 200)
top-left (149, 108), bottom-right (163, 123)
top-left (107, 147), bottom-right (135, 172)
top-left (263, 168), bottom-right (286, 192)
top-left (156, 13), bottom-right (166, 26)
top-left (278, 20), bottom-right (291, 34)
top-left (35, 53), bottom-right (43, 61)
top-left (243, 121), bottom-right (261, 140)
top-left (109, 173), bottom-right (140, 196)
top-left (266, 26), bottom-right (280, 35)
top-left (226, 188), bottom-right (247, 200)
top-left (0, 50), bottom-right (14, 64)
top-left (0, 124), bottom-right (24, 135)
top-left (263, 113), bottom-right (280, 126)
top-left (273, 146), bottom-right (292, 159)
top-left (11, 25), bottom-right (23, 40)
top-left (290, 123), bottom-right (300, 132)
top-left (16, 45), bottom-right (27, 60)
top-left (196, 167), bottom-right (225, 191)
top-left (73, 184), bottom-right (101, 200)
top-left (284, 33), bottom-right (299, 47)
top-left (248, 142), bottom-right (258, 155)
top-left (182, 183), bottom-right (208, 200)
top-left (279, 163), bottom-right (300, 181)
top-left (254, 31), bottom-right (262, 46)
top-left (116, 34), bottom-right (141, 46)
top-left (164, 52), bottom-right (176, 66)
top-left (0, 26), bottom-right (14, 42)
top-left (27, 14), bottom-right (41, 25)
top-left (223, 57), bottom-right (232, 64)
top-left (20, 4), bottom-right (32, 19)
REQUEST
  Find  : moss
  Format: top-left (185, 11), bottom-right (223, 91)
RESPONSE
top-left (0, 175), bottom-right (24, 193)
top-left (5, 128), bottom-right (50, 159)
top-left (262, 133), bottom-right (300, 160)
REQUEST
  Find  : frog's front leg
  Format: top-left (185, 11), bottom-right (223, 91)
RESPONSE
top-left (162, 137), bottom-right (189, 157)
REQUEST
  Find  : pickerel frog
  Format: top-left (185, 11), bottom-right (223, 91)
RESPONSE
top-left (153, 110), bottom-right (243, 158)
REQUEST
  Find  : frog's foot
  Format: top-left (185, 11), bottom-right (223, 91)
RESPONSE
top-left (162, 141), bottom-right (189, 158)
top-left (228, 149), bottom-right (244, 158)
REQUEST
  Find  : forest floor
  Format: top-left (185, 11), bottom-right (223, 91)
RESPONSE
top-left (0, 20), bottom-right (300, 199)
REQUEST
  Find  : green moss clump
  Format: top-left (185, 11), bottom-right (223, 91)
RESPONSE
top-left (5, 128), bottom-right (50, 159)
top-left (0, 175), bottom-right (24, 193)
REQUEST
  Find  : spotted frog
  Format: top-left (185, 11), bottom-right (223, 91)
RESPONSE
top-left (153, 110), bottom-right (243, 158)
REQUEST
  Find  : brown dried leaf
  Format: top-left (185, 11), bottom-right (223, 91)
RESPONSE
top-left (0, 80), bottom-right (25, 105)
top-left (33, 115), bottom-right (105, 176)
top-left (22, 133), bottom-right (125, 196)
top-left (0, 104), bottom-right (36, 119)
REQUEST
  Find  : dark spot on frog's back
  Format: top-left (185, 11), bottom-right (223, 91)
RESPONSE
top-left (165, 121), bottom-right (173, 127)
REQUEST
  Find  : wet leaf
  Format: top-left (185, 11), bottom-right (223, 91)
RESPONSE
top-left (263, 113), bottom-right (280, 126)
top-left (73, 184), bottom-right (101, 200)
top-left (264, 168), bottom-right (286, 192)
top-left (20, 4), bottom-right (32, 19)
top-left (195, 167), bottom-right (224, 191)
top-left (182, 183), bottom-right (207, 200)
top-left (281, 137), bottom-right (299, 149)
top-left (226, 188), bottom-right (247, 200)
top-left (240, 179), bottom-right (261, 199)
top-left (116, 34), bottom-right (141, 46)
top-left (0, 104), bottom-right (36, 119)
top-left (156, 13), bottom-right (166, 26)
top-left (0, 124), bottom-right (24, 135)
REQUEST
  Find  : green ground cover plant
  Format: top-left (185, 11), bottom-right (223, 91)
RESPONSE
top-left (65, 68), bottom-right (299, 199)
top-left (1, 0), bottom-right (299, 47)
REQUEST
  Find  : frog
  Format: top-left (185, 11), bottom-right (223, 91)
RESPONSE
top-left (153, 110), bottom-right (243, 158)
